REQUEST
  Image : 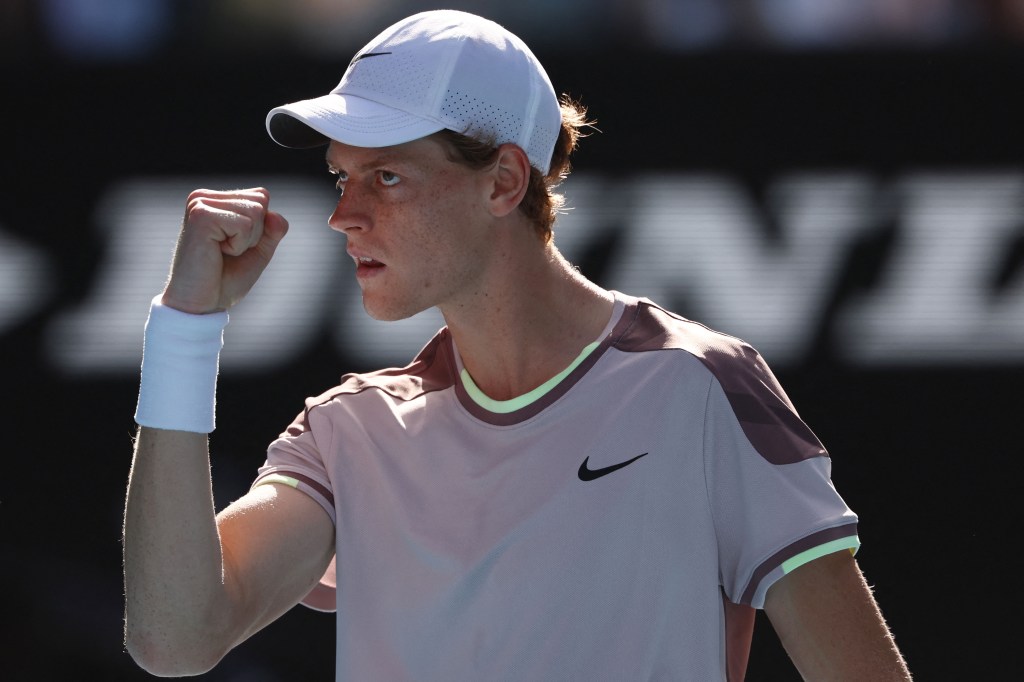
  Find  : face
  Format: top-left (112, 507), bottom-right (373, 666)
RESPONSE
top-left (325, 136), bottom-right (495, 321)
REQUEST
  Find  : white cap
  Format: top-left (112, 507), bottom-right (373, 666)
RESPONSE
top-left (266, 10), bottom-right (562, 173)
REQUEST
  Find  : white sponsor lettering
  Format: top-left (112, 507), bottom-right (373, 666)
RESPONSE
top-left (26, 171), bottom-right (1024, 374)
top-left (44, 178), bottom-right (342, 372)
top-left (837, 173), bottom-right (1024, 363)
top-left (0, 229), bottom-right (55, 333)
top-left (604, 173), bottom-right (876, 363)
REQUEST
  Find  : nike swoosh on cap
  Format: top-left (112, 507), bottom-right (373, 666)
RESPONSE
top-left (578, 453), bottom-right (649, 481)
top-left (353, 52), bottom-right (393, 61)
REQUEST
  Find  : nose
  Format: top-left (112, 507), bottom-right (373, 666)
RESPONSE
top-left (327, 187), bottom-right (371, 235)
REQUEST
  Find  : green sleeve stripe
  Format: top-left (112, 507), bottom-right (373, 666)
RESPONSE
top-left (782, 536), bottom-right (861, 575)
top-left (254, 473), bottom-right (300, 489)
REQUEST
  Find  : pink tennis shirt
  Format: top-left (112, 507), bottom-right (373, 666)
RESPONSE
top-left (253, 291), bottom-right (859, 680)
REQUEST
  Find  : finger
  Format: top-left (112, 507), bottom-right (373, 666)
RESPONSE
top-left (187, 188), bottom-right (270, 245)
top-left (189, 187), bottom-right (270, 208)
top-left (186, 197), bottom-right (267, 256)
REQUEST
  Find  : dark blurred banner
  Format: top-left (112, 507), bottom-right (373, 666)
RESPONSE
top-left (2, 39), bottom-right (1021, 681)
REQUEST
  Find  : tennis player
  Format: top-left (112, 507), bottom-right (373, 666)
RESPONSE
top-left (123, 10), bottom-right (912, 680)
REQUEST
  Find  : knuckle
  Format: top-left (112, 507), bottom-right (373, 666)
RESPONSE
top-left (186, 188), bottom-right (215, 204)
top-left (185, 196), bottom-right (206, 215)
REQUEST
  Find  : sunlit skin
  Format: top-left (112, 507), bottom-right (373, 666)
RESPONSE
top-left (121, 7), bottom-right (909, 675)
top-left (125, 124), bottom-right (913, 682)
top-left (326, 136), bottom-right (500, 323)
top-left (326, 136), bottom-right (615, 401)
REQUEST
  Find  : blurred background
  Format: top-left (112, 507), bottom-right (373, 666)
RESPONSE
top-left (3, 1), bottom-right (1021, 679)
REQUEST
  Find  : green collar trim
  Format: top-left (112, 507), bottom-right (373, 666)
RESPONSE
top-left (460, 340), bottom-right (601, 414)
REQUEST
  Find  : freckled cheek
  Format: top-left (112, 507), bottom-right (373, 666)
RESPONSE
top-left (413, 235), bottom-right (444, 292)
top-left (411, 226), bottom-right (463, 293)
top-left (393, 182), bottom-right (480, 288)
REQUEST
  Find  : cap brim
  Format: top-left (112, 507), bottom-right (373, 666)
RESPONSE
top-left (266, 93), bottom-right (446, 149)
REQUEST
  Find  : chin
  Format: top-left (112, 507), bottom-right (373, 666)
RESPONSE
top-left (362, 297), bottom-right (427, 323)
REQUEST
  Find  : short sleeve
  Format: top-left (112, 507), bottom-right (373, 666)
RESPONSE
top-left (702, 362), bottom-right (859, 608)
top-left (251, 401), bottom-right (339, 611)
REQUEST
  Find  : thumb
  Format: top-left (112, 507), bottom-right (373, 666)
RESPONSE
top-left (263, 210), bottom-right (289, 247)
top-left (215, 208), bottom-right (290, 310)
top-left (253, 210), bottom-right (289, 263)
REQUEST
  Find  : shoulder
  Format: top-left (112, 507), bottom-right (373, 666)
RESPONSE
top-left (611, 294), bottom-right (766, 378)
top-left (278, 328), bottom-right (458, 440)
top-left (313, 327), bottom-right (458, 408)
top-left (612, 294), bottom-right (825, 464)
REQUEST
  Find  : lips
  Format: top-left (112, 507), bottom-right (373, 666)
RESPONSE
top-left (348, 246), bottom-right (385, 268)
top-left (349, 250), bottom-right (386, 280)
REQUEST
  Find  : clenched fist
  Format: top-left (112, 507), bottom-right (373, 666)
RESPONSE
top-left (161, 188), bottom-right (289, 314)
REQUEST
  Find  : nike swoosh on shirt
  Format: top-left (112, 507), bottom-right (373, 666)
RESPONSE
top-left (578, 453), bottom-right (649, 481)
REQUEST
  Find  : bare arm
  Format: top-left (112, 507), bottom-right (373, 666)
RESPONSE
top-left (122, 188), bottom-right (335, 675)
top-left (764, 550), bottom-right (912, 681)
top-left (123, 428), bottom-right (334, 676)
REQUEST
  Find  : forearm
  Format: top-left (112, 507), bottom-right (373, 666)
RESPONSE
top-left (122, 426), bottom-right (233, 675)
top-left (122, 189), bottom-right (290, 675)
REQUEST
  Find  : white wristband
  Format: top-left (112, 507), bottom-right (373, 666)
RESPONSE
top-left (135, 295), bottom-right (229, 433)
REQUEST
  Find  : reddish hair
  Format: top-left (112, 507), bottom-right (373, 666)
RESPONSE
top-left (433, 95), bottom-right (595, 243)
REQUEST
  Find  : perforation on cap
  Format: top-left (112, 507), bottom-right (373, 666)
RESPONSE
top-left (268, 10), bottom-right (562, 173)
top-left (344, 51), bottom-right (436, 109)
top-left (528, 127), bottom-right (559, 173)
top-left (441, 90), bottom-right (524, 145)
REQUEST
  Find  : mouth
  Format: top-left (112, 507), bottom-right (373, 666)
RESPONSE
top-left (352, 254), bottom-right (387, 280)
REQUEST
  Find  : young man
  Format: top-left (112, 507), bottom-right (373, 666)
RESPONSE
top-left (123, 10), bottom-right (912, 680)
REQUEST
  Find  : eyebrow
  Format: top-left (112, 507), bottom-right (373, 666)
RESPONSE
top-left (325, 151), bottom-right (408, 174)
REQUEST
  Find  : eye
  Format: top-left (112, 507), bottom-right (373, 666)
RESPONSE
top-left (332, 170), bottom-right (348, 195)
top-left (379, 170), bottom-right (401, 187)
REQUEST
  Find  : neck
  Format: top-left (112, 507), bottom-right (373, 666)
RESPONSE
top-left (441, 239), bottom-right (613, 401)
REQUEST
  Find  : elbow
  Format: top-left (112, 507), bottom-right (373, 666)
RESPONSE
top-left (125, 627), bottom-right (228, 678)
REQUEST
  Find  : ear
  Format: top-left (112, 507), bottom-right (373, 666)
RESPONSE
top-left (486, 144), bottom-right (531, 218)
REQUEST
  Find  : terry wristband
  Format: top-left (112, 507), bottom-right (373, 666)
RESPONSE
top-left (134, 295), bottom-right (229, 433)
